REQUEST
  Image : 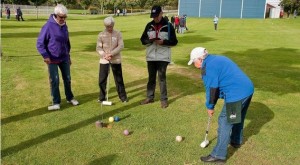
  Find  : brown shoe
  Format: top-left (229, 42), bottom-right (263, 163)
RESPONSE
top-left (140, 98), bottom-right (154, 105)
top-left (161, 100), bottom-right (168, 108)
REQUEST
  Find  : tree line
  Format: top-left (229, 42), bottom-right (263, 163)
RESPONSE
top-left (2, 0), bottom-right (178, 11)
top-left (279, 0), bottom-right (300, 13)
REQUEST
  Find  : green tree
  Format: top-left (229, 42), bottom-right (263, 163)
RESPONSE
top-left (29, 0), bottom-right (48, 6)
top-left (280, 0), bottom-right (300, 12)
top-left (147, 0), bottom-right (168, 7)
top-left (78, 0), bottom-right (93, 14)
top-left (2, 0), bottom-right (31, 5)
top-left (135, 0), bottom-right (147, 9)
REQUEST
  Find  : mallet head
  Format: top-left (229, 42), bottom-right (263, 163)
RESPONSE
top-left (200, 140), bottom-right (209, 148)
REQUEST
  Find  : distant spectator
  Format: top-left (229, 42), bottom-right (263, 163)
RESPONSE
top-left (174, 15), bottom-right (179, 33)
top-left (170, 15), bottom-right (175, 27)
top-left (183, 14), bottom-right (188, 31)
top-left (17, 7), bottom-right (24, 21)
top-left (164, 15), bottom-right (169, 22)
top-left (179, 16), bottom-right (185, 34)
top-left (14, 8), bottom-right (18, 20)
top-left (117, 9), bottom-right (120, 16)
top-left (287, 10), bottom-right (290, 18)
top-left (123, 8), bottom-right (126, 16)
top-left (213, 15), bottom-right (219, 30)
top-left (294, 9), bottom-right (297, 18)
top-left (6, 7), bottom-right (10, 19)
top-left (280, 10), bottom-right (284, 18)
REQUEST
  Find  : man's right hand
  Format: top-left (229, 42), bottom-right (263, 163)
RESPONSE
top-left (44, 58), bottom-right (51, 64)
top-left (207, 109), bottom-right (214, 117)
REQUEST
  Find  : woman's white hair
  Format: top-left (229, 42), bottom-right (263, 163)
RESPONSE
top-left (103, 16), bottom-right (115, 26)
top-left (54, 4), bottom-right (68, 15)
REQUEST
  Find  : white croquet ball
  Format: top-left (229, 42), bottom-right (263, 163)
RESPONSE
top-left (176, 135), bottom-right (183, 142)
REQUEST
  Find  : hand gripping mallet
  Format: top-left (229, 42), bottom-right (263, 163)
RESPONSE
top-left (200, 116), bottom-right (211, 148)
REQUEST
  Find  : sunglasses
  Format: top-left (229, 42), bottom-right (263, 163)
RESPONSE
top-left (56, 14), bottom-right (67, 19)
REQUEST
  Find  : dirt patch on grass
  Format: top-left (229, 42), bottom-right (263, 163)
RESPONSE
top-left (168, 64), bottom-right (200, 81)
top-left (14, 75), bottom-right (27, 90)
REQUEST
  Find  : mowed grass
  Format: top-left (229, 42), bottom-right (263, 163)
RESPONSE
top-left (1, 14), bottom-right (300, 164)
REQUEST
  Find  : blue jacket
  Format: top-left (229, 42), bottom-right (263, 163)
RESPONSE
top-left (36, 14), bottom-right (70, 63)
top-left (201, 55), bottom-right (254, 109)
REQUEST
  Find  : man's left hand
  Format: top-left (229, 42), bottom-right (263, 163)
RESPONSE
top-left (154, 39), bottom-right (164, 45)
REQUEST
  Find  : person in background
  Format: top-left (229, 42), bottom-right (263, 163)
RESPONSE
top-left (170, 15), bottom-right (175, 28)
top-left (213, 15), bottom-right (219, 30)
top-left (36, 4), bottom-right (79, 111)
top-left (174, 15), bottom-right (179, 33)
top-left (122, 8), bottom-right (126, 16)
top-left (188, 47), bottom-right (254, 163)
top-left (6, 7), bottom-right (10, 19)
top-left (164, 14), bottom-right (169, 22)
top-left (117, 9), bottom-right (120, 16)
top-left (183, 14), bottom-right (188, 31)
top-left (280, 10), bottom-right (284, 18)
top-left (140, 5), bottom-right (178, 108)
top-left (14, 8), bottom-right (18, 20)
top-left (17, 7), bottom-right (24, 21)
top-left (294, 9), bottom-right (297, 18)
top-left (179, 16), bottom-right (185, 34)
top-left (96, 16), bottom-right (128, 103)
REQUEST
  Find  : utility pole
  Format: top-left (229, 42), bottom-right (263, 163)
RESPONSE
top-left (36, 0), bottom-right (38, 19)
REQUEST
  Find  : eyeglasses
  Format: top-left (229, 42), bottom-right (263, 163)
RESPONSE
top-left (105, 25), bottom-right (114, 29)
top-left (56, 15), bottom-right (67, 19)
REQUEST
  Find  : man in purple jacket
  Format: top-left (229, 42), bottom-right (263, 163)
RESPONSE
top-left (37, 4), bottom-right (79, 111)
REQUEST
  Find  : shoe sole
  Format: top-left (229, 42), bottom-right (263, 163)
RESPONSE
top-left (48, 107), bottom-right (60, 111)
top-left (140, 100), bottom-right (154, 105)
top-left (67, 101), bottom-right (79, 106)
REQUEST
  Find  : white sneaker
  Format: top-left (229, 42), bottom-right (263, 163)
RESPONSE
top-left (48, 104), bottom-right (60, 111)
top-left (67, 99), bottom-right (79, 106)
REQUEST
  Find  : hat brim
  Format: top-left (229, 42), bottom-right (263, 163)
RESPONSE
top-left (187, 60), bottom-right (193, 65)
top-left (150, 13), bottom-right (159, 18)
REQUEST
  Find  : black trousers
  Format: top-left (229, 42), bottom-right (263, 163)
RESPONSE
top-left (99, 63), bottom-right (127, 101)
top-left (146, 61), bottom-right (169, 101)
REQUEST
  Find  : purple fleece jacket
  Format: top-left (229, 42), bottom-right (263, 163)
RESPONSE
top-left (36, 14), bottom-right (71, 63)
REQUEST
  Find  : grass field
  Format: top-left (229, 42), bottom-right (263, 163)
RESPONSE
top-left (1, 14), bottom-right (300, 164)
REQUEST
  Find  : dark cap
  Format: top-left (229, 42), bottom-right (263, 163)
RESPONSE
top-left (150, 5), bottom-right (162, 18)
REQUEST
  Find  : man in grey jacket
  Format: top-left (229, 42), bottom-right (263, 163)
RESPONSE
top-left (140, 5), bottom-right (178, 108)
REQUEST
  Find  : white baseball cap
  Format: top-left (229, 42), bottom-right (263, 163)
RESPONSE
top-left (187, 47), bottom-right (208, 65)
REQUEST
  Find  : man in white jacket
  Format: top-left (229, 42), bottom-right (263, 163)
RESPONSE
top-left (140, 5), bottom-right (178, 108)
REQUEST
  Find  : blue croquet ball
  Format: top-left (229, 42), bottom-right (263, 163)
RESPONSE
top-left (114, 116), bottom-right (120, 122)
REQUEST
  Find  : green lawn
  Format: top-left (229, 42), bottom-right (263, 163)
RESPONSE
top-left (1, 14), bottom-right (300, 164)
